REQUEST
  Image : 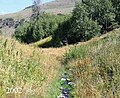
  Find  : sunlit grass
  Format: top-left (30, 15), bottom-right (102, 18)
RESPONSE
top-left (0, 35), bottom-right (66, 98)
top-left (0, 36), bottom-right (44, 98)
top-left (1, 27), bottom-right (120, 98)
top-left (64, 28), bottom-right (120, 98)
top-left (29, 36), bottom-right (52, 48)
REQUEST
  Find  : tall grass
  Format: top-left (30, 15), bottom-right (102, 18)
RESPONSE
top-left (64, 29), bottom-right (120, 98)
top-left (0, 37), bottom-right (44, 98)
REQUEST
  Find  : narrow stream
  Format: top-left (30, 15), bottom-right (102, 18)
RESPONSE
top-left (57, 72), bottom-right (74, 98)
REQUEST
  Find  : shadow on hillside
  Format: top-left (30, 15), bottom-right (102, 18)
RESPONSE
top-left (38, 39), bottom-right (68, 48)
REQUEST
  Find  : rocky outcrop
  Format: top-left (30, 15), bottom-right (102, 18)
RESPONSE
top-left (0, 18), bottom-right (25, 29)
top-left (0, 18), bottom-right (25, 37)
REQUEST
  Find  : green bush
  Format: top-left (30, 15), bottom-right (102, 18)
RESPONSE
top-left (111, 0), bottom-right (120, 24)
top-left (13, 13), bottom-right (70, 43)
top-left (52, 0), bottom-right (120, 46)
top-left (53, 2), bottom-right (101, 45)
top-left (14, 0), bottom-right (120, 46)
top-left (13, 22), bottom-right (30, 42)
top-left (83, 0), bottom-right (116, 32)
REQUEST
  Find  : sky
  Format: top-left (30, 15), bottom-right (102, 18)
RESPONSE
top-left (0, 0), bottom-right (54, 15)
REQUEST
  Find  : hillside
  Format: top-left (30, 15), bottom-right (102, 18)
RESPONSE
top-left (0, 23), bottom-right (120, 98)
top-left (0, 0), bottom-right (120, 97)
top-left (0, 0), bottom-right (75, 19)
top-left (0, 25), bottom-right (120, 98)
top-left (63, 28), bottom-right (120, 98)
top-left (41, 0), bottom-right (76, 14)
top-left (0, 0), bottom-right (76, 37)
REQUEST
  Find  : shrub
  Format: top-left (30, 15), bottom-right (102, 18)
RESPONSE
top-left (13, 22), bottom-right (30, 42)
top-left (13, 13), bottom-right (70, 43)
top-left (53, 2), bottom-right (101, 45)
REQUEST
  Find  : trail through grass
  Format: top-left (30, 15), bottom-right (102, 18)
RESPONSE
top-left (1, 28), bottom-right (120, 98)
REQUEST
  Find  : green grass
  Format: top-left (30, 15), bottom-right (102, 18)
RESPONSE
top-left (0, 35), bottom-right (66, 98)
top-left (46, 67), bottom-right (65, 98)
top-left (0, 37), bottom-right (44, 98)
top-left (64, 28), bottom-right (120, 98)
top-left (1, 27), bottom-right (120, 98)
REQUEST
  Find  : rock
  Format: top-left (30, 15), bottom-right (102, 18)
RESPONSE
top-left (0, 19), bottom-right (2, 23)
top-left (0, 18), bottom-right (26, 29)
top-left (14, 21), bottom-right (20, 28)
top-left (0, 19), bottom-right (2, 28)
top-left (19, 19), bottom-right (25, 25)
top-left (2, 18), bottom-right (14, 28)
top-left (0, 18), bottom-right (25, 37)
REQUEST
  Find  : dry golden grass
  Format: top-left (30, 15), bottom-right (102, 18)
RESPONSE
top-left (64, 28), bottom-right (120, 98)
top-left (1, 28), bottom-right (120, 98)
top-left (0, 35), bottom-right (69, 98)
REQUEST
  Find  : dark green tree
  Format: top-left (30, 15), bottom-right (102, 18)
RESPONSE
top-left (13, 13), bottom-right (69, 44)
top-left (82, 0), bottom-right (116, 32)
top-left (70, 2), bottom-right (101, 42)
top-left (111, 0), bottom-right (120, 24)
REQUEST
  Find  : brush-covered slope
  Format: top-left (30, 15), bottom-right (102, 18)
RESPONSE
top-left (64, 28), bottom-right (120, 98)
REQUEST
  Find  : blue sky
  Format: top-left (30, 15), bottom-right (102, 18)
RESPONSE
top-left (0, 0), bottom-right (54, 15)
